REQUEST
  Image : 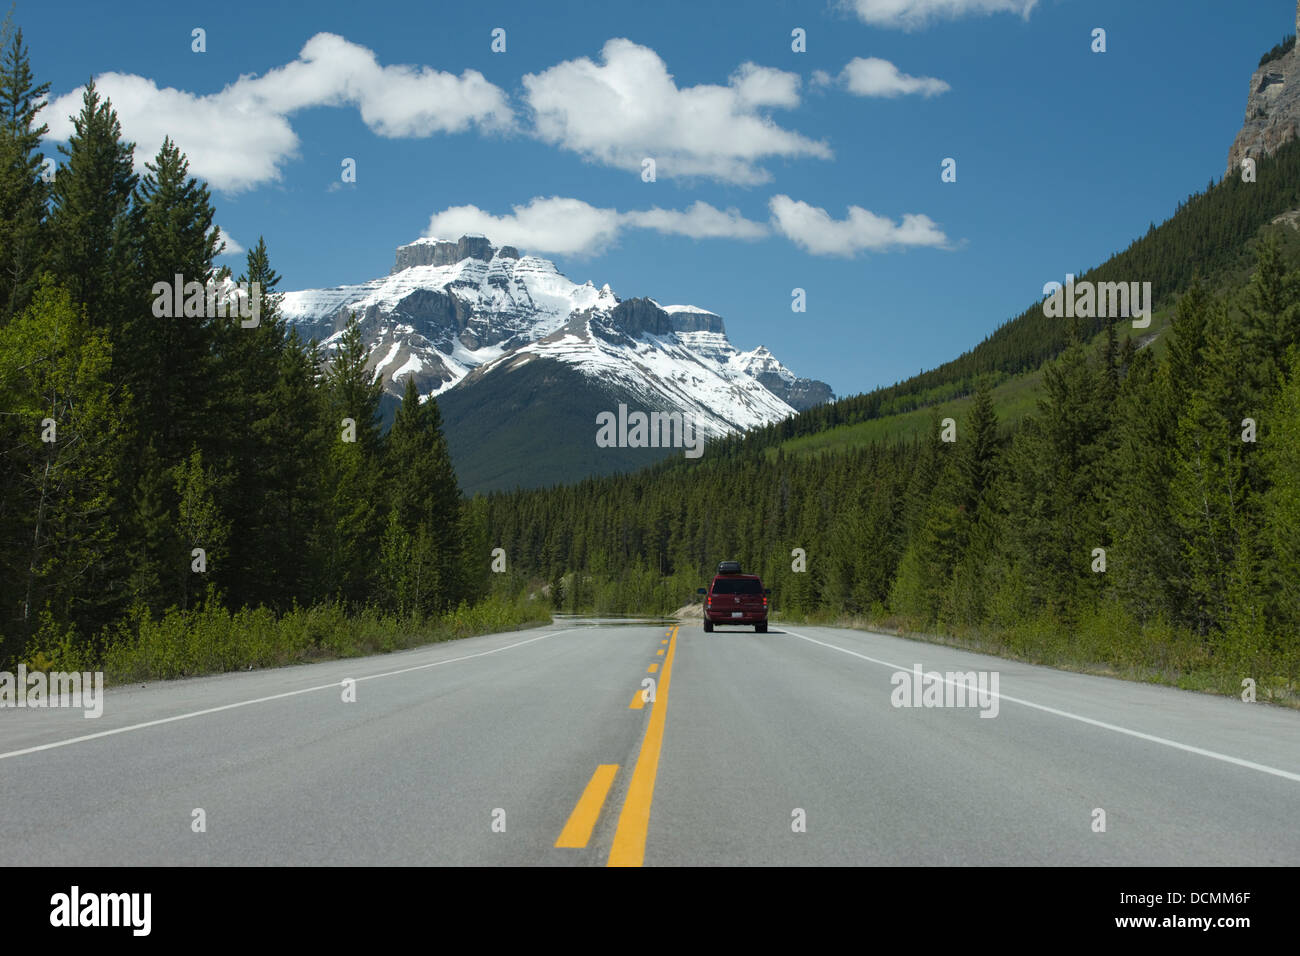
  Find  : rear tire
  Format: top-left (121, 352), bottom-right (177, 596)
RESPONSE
top-left (703, 619), bottom-right (713, 632)
top-left (755, 623), bottom-right (767, 633)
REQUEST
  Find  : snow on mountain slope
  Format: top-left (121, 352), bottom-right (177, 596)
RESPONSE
top-left (280, 235), bottom-right (833, 432)
top-left (465, 305), bottom-right (793, 437)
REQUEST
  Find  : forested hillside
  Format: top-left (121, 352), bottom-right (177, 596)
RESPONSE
top-left (484, 157), bottom-right (1300, 698)
top-left (723, 137), bottom-right (1300, 453)
top-left (0, 22), bottom-right (540, 675)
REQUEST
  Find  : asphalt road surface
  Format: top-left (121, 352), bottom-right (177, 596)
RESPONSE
top-left (2, 618), bottom-right (1297, 866)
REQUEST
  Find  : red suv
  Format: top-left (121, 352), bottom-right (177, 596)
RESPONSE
top-left (698, 561), bottom-right (770, 633)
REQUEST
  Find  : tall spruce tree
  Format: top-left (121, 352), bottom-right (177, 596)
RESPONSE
top-left (260, 325), bottom-right (328, 609)
top-left (47, 79), bottom-right (136, 336)
top-left (1262, 351), bottom-right (1300, 635)
top-left (173, 449), bottom-right (229, 611)
top-left (321, 314), bottom-right (383, 605)
top-left (212, 237), bottom-right (299, 610)
top-left (943, 383), bottom-right (1002, 625)
top-left (110, 138), bottom-right (221, 613)
top-left (0, 19), bottom-right (50, 324)
top-left (954, 382), bottom-right (1000, 514)
top-left (1106, 350), bottom-right (1182, 622)
top-left (996, 327), bottom-right (1108, 617)
top-left (127, 137), bottom-right (220, 466)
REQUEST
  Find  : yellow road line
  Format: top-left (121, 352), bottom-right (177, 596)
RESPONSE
top-left (629, 687), bottom-right (647, 710)
top-left (608, 625), bottom-right (679, 867)
top-left (655, 649), bottom-right (664, 656)
top-left (647, 663), bottom-right (659, 674)
top-left (555, 764), bottom-right (619, 848)
top-left (661, 639), bottom-right (668, 645)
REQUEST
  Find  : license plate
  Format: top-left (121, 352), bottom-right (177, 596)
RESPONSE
top-left (731, 612), bottom-right (743, 618)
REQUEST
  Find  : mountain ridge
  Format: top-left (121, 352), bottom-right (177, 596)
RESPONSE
top-left (281, 235), bottom-right (830, 413)
top-left (281, 234), bottom-right (833, 490)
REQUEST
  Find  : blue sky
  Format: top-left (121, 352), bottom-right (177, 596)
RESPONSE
top-left (23, 0), bottom-right (1299, 397)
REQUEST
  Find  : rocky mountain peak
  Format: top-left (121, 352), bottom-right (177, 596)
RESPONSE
top-left (1226, 2), bottom-right (1300, 177)
top-left (598, 297), bottom-right (675, 339)
top-left (282, 232), bottom-right (834, 458)
top-left (391, 234), bottom-right (500, 273)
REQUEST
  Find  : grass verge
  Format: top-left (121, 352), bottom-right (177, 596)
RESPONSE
top-left (771, 606), bottom-right (1299, 708)
top-left (19, 592), bottom-right (554, 685)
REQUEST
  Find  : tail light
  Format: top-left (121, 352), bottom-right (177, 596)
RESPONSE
top-left (763, 595), bottom-right (768, 607)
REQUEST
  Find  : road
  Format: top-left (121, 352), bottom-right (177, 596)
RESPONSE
top-left (1, 618), bottom-right (1297, 866)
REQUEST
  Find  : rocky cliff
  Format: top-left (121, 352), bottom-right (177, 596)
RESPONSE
top-left (1226, 2), bottom-right (1300, 177)
top-left (390, 235), bottom-right (511, 273)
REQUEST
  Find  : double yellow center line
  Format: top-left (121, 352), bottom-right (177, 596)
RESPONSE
top-left (608, 625), bottom-right (678, 866)
top-left (553, 624), bottom-right (679, 866)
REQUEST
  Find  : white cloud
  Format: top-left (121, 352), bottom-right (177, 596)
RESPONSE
top-left (428, 195), bottom-right (948, 259)
top-left (428, 197), bottom-right (622, 257)
top-left (43, 33), bottom-right (512, 193)
top-left (227, 33), bottom-right (513, 138)
top-left (840, 57), bottom-right (950, 98)
top-left (843, 0), bottom-right (1037, 30)
top-left (427, 194), bottom-right (947, 259)
top-left (426, 196), bottom-right (769, 257)
top-left (521, 38), bottom-right (830, 184)
top-left (45, 73), bottom-right (297, 194)
top-left (623, 202), bottom-right (768, 240)
top-left (769, 195), bottom-right (948, 256)
top-left (213, 226), bottom-right (244, 257)
top-left (729, 63), bottom-right (802, 109)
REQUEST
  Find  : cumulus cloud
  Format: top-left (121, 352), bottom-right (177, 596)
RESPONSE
top-left (227, 33), bottom-right (513, 137)
top-left (521, 38), bottom-right (830, 184)
top-left (427, 194), bottom-right (946, 259)
top-left (729, 62), bottom-right (802, 109)
top-left (768, 195), bottom-right (948, 256)
top-left (842, 0), bottom-right (1037, 30)
top-left (428, 198), bottom-right (622, 258)
top-left (44, 73), bottom-right (297, 194)
top-left (426, 196), bottom-right (768, 257)
top-left (840, 57), bottom-right (950, 97)
top-left (43, 33), bottom-right (513, 193)
top-left (623, 202), bottom-right (769, 240)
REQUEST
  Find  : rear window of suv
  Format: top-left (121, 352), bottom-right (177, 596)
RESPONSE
top-left (712, 578), bottom-right (762, 594)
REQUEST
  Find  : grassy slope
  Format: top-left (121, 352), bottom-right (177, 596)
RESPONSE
top-left (767, 218), bottom-right (1300, 459)
top-left (764, 311), bottom-right (1166, 456)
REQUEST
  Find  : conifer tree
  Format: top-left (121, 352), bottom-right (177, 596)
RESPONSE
top-left (320, 314), bottom-right (383, 604)
top-left (127, 137), bottom-right (220, 466)
top-left (261, 326), bottom-right (328, 608)
top-left (174, 449), bottom-right (229, 611)
top-left (954, 382), bottom-right (1000, 515)
top-left (47, 80), bottom-right (136, 337)
top-left (1261, 352), bottom-right (1300, 634)
top-left (213, 237), bottom-right (300, 609)
top-left (0, 19), bottom-right (50, 323)
top-left (1106, 351), bottom-right (1182, 622)
top-left (943, 384), bottom-right (1002, 624)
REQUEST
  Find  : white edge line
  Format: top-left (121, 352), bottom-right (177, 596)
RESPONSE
top-left (782, 627), bottom-right (1300, 784)
top-left (0, 627), bottom-right (582, 762)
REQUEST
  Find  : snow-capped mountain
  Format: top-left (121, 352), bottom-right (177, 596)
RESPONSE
top-left (281, 235), bottom-right (832, 490)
